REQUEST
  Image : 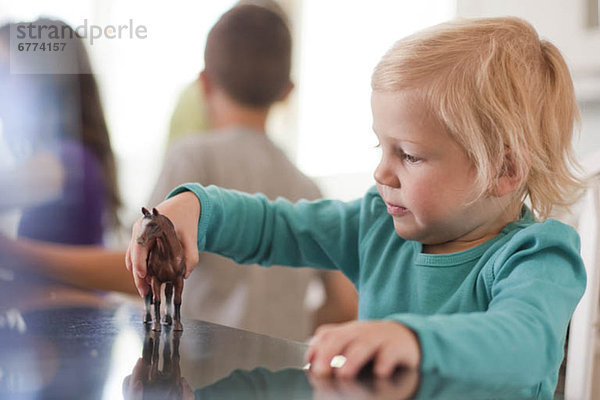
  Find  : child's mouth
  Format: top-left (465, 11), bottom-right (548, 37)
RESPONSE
top-left (386, 202), bottom-right (409, 216)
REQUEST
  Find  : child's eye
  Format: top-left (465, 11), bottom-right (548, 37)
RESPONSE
top-left (394, 147), bottom-right (421, 163)
top-left (403, 153), bottom-right (421, 163)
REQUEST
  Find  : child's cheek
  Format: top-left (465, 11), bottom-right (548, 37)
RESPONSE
top-left (406, 184), bottom-right (436, 217)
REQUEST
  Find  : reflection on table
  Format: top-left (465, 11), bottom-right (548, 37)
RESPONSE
top-left (0, 300), bottom-right (547, 400)
top-left (0, 304), bottom-right (305, 399)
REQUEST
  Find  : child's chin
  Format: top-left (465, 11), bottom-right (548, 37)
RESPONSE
top-left (392, 223), bottom-right (419, 241)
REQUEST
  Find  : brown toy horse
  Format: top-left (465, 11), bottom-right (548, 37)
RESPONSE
top-left (137, 207), bottom-right (186, 331)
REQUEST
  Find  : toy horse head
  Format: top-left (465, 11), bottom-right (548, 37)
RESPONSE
top-left (137, 207), bottom-right (174, 247)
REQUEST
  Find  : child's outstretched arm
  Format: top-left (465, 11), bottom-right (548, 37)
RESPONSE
top-left (126, 184), bottom-right (367, 297)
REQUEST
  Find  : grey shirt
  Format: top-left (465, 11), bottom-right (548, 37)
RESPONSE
top-left (149, 127), bottom-right (322, 340)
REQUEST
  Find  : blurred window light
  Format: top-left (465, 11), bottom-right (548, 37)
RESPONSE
top-left (0, 0), bottom-right (93, 28)
top-left (101, 306), bottom-right (142, 400)
top-left (0, 0), bottom-right (237, 223)
top-left (0, 118), bottom-right (12, 169)
top-left (296, 0), bottom-right (456, 177)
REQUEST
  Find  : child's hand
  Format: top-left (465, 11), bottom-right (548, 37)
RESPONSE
top-left (125, 191), bottom-right (201, 297)
top-left (306, 320), bottom-right (421, 379)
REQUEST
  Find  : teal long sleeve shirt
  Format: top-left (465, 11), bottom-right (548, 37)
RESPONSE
top-left (169, 184), bottom-right (586, 398)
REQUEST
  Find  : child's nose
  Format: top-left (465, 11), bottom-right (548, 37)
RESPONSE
top-left (373, 160), bottom-right (400, 188)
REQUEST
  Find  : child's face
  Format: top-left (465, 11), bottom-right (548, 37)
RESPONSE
top-left (371, 90), bottom-right (509, 253)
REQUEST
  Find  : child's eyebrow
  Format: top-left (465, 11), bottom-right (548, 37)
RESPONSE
top-left (394, 139), bottom-right (423, 145)
top-left (382, 137), bottom-right (424, 146)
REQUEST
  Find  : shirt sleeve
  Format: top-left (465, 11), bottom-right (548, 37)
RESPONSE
top-left (387, 221), bottom-right (586, 387)
top-left (167, 183), bottom-right (367, 282)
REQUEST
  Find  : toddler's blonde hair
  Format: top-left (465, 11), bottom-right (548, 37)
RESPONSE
top-left (372, 17), bottom-right (583, 219)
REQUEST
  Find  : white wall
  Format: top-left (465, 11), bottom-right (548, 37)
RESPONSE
top-left (457, 0), bottom-right (600, 73)
top-left (297, 0), bottom-right (456, 200)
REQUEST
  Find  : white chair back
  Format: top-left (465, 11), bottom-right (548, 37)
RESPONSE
top-left (565, 176), bottom-right (600, 400)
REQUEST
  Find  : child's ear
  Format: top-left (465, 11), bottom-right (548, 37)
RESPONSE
top-left (491, 149), bottom-right (526, 198)
top-left (493, 176), bottom-right (519, 198)
top-left (199, 70), bottom-right (211, 96)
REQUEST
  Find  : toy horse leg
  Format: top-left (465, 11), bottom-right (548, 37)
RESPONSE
top-left (172, 330), bottom-right (182, 379)
top-left (173, 276), bottom-right (184, 331)
top-left (150, 330), bottom-right (160, 379)
top-left (162, 282), bottom-right (173, 326)
top-left (142, 329), bottom-right (155, 365)
top-left (172, 330), bottom-right (181, 361)
top-left (163, 330), bottom-right (172, 373)
top-left (143, 290), bottom-right (153, 324)
top-left (151, 278), bottom-right (162, 332)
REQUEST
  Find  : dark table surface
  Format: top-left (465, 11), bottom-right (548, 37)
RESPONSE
top-left (0, 270), bottom-right (550, 400)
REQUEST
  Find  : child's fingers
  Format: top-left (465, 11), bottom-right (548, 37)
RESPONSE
top-left (308, 325), bottom-right (353, 377)
top-left (304, 341), bottom-right (316, 364)
top-left (129, 240), bottom-right (148, 280)
top-left (133, 273), bottom-right (149, 298)
top-left (304, 327), bottom-right (332, 363)
top-left (125, 246), bottom-right (148, 297)
top-left (336, 341), bottom-right (380, 378)
top-left (130, 244), bottom-right (148, 279)
top-left (125, 219), bottom-right (150, 297)
top-left (127, 218), bottom-right (148, 280)
top-left (125, 245), bottom-right (132, 273)
top-left (373, 344), bottom-right (403, 378)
